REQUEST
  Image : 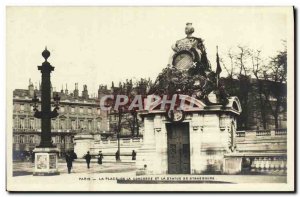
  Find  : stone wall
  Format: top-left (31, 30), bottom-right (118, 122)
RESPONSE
top-left (136, 111), bottom-right (238, 175)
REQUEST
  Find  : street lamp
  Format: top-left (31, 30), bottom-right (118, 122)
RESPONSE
top-left (31, 47), bottom-right (60, 176)
top-left (105, 94), bottom-right (123, 161)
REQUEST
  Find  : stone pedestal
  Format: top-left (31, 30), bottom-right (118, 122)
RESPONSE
top-left (74, 133), bottom-right (94, 158)
top-left (223, 156), bottom-right (242, 174)
top-left (136, 145), bottom-right (157, 175)
top-left (137, 95), bottom-right (242, 175)
top-left (33, 147), bottom-right (60, 176)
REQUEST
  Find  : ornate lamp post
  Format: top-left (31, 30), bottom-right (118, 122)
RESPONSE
top-left (105, 93), bottom-right (122, 161)
top-left (32, 47), bottom-right (60, 176)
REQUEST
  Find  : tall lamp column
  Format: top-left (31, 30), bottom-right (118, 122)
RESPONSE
top-left (32, 47), bottom-right (60, 176)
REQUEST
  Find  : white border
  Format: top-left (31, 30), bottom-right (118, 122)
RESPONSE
top-left (0, 0), bottom-right (298, 196)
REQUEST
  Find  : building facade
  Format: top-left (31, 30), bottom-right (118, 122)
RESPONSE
top-left (13, 81), bottom-right (110, 160)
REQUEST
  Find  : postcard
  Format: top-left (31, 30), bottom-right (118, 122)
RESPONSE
top-left (6, 6), bottom-right (295, 192)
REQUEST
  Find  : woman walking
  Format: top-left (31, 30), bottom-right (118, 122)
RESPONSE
top-left (97, 151), bottom-right (104, 165)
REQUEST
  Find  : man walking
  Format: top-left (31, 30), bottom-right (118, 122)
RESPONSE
top-left (65, 152), bottom-right (74, 174)
top-left (115, 150), bottom-right (120, 161)
top-left (84, 151), bottom-right (92, 169)
top-left (132, 150), bottom-right (136, 160)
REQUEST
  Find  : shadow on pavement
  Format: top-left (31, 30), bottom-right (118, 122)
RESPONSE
top-left (13, 171), bottom-right (33, 177)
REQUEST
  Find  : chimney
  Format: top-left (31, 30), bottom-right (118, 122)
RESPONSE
top-left (74, 83), bottom-right (79, 98)
top-left (98, 85), bottom-right (107, 99)
top-left (82, 84), bottom-right (89, 99)
top-left (28, 78), bottom-right (34, 97)
top-left (61, 84), bottom-right (64, 94)
top-left (65, 84), bottom-right (68, 95)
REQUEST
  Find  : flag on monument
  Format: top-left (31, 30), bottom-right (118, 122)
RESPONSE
top-left (216, 46), bottom-right (222, 75)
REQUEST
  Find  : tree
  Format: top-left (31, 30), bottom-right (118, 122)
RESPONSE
top-left (126, 78), bottom-right (152, 137)
top-left (221, 46), bottom-right (255, 129)
top-left (234, 46), bottom-right (252, 129)
top-left (236, 45), bottom-right (251, 76)
top-left (261, 43), bottom-right (287, 129)
top-left (108, 78), bottom-right (152, 138)
top-left (250, 49), bottom-right (271, 129)
top-left (222, 43), bottom-right (287, 130)
top-left (221, 49), bottom-right (235, 79)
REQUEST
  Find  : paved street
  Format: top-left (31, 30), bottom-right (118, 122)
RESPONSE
top-left (9, 160), bottom-right (289, 191)
top-left (12, 160), bottom-right (287, 184)
top-left (13, 160), bottom-right (136, 176)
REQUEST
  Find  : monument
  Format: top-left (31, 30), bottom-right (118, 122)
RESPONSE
top-left (74, 132), bottom-right (94, 158)
top-left (32, 48), bottom-right (60, 175)
top-left (136, 23), bottom-right (242, 175)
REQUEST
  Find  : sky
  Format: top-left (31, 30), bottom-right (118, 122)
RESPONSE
top-left (6, 7), bottom-right (292, 95)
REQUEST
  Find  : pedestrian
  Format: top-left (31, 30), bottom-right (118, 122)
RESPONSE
top-left (84, 151), bottom-right (92, 169)
top-left (115, 150), bottom-right (120, 161)
top-left (30, 151), bottom-right (35, 163)
top-left (65, 152), bottom-right (74, 174)
top-left (132, 150), bottom-right (136, 160)
top-left (71, 150), bottom-right (77, 160)
top-left (97, 151), bottom-right (104, 165)
top-left (20, 152), bottom-right (24, 162)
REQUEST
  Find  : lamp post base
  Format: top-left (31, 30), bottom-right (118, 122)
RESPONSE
top-left (33, 171), bottom-right (60, 176)
top-left (33, 147), bottom-right (60, 176)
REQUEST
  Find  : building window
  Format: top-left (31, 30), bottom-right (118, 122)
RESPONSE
top-left (71, 107), bottom-right (75, 113)
top-left (26, 104), bottom-right (30, 112)
top-left (97, 121), bottom-right (101, 130)
top-left (29, 135), bottom-right (34, 143)
top-left (20, 135), bottom-right (24, 143)
top-left (60, 106), bottom-right (65, 113)
top-left (14, 135), bottom-right (19, 143)
top-left (20, 104), bottom-right (24, 111)
top-left (51, 119), bottom-right (55, 129)
top-left (20, 118), bottom-right (25, 129)
top-left (80, 120), bottom-right (84, 129)
top-left (56, 136), bottom-right (60, 143)
top-left (80, 107), bottom-right (83, 114)
top-left (97, 108), bottom-right (100, 115)
top-left (88, 120), bottom-right (92, 130)
top-left (29, 119), bottom-right (34, 129)
top-left (71, 120), bottom-right (76, 130)
top-left (35, 136), bottom-right (41, 144)
top-left (35, 119), bottom-right (40, 129)
top-left (25, 135), bottom-right (29, 143)
top-left (88, 108), bottom-right (92, 114)
top-left (69, 136), bottom-right (73, 143)
top-left (60, 119), bottom-right (65, 130)
top-left (13, 117), bottom-right (17, 128)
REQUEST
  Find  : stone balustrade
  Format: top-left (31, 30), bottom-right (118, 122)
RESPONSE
top-left (224, 153), bottom-right (287, 175)
top-left (93, 138), bottom-right (143, 146)
top-left (224, 129), bottom-right (288, 175)
top-left (236, 129), bottom-right (287, 138)
top-left (249, 156), bottom-right (287, 171)
top-left (235, 129), bottom-right (287, 154)
top-left (90, 138), bottom-right (143, 155)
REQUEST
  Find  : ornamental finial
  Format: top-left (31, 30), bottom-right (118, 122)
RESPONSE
top-left (185, 22), bottom-right (194, 37)
top-left (42, 46), bottom-right (50, 61)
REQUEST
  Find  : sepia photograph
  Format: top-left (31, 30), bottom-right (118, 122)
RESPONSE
top-left (5, 6), bottom-right (294, 192)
